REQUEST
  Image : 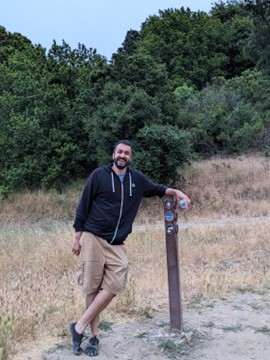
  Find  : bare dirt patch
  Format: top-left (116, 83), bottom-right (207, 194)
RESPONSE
top-left (13, 292), bottom-right (270, 360)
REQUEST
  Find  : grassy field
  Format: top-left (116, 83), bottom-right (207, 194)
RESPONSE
top-left (0, 154), bottom-right (269, 359)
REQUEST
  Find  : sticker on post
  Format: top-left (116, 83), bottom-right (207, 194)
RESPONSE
top-left (164, 199), bottom-right (174, 210)
top-left (165, 212), bottom-right (175, 222)
top-left (166, 224), bottom-right (176, 235)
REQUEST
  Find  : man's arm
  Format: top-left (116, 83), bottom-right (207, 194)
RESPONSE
top-left (165, 188), bottom-right (191, 208)
top-left (72, 172), bottom-right (97, 256)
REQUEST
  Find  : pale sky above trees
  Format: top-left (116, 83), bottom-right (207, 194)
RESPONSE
top-left (0, 0), bottom-right (213, 59)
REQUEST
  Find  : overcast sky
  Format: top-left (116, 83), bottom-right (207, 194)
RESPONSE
top-left (0, 0), bottom-right (214, 59)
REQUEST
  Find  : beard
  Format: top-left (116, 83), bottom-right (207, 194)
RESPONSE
top-left (114, 157), bottom-right (131, 170)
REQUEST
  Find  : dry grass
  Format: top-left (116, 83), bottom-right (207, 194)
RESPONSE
top-left (180, 222), bottom-right (270, 300)
top-left (183, 154), bottom-right (270, 220)
top-left (0, 187), bottom-right (81, 225)
top-left (134, 154), bottom-right (270, 224)
top-left (120, 221), bottom-right (270, 311)
top-left (0, 154), bottom-right (269, 358)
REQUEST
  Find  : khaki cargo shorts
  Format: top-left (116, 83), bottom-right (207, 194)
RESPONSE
top-left (76, 232), bottom-right (128, 295)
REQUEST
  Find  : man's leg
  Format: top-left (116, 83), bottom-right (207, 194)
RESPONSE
top-left (75, 289), bottom-right (115, 334)
top-left (86, 291), bottom-right (99, 337)
top-left (70, 289), bottom-right (115, 356)
top-left (87, 292), bottom-right (100, 356)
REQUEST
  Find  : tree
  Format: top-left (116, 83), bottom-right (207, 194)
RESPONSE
top-left (132, 6), bottom-right (254, 88)
top-left (0, 26), bottom-right (34, 64)
top-left (134, 124), bottom-right (193, 184)
top-left (174, 69), bottom-right (270, 155)
top-left (141, 8), bottom-right (224, 88)
top-left (0, 40), bottom-right (106, 193)
top-left (244, 0), bottom-right (270, 75)
top-left (112, 53), bottom-right (168, 96)
top-left (84, 82), bottom-right (162, 166)
top-left (111, 52), bottom-right (179, 124)
top-left (211, 1), bottom-right (254, 77)
top-left (117, 29), bottom-right (141, 55)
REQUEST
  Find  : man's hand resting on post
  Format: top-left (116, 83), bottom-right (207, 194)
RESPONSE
top-left (165, 188), bottom-right (191, 208)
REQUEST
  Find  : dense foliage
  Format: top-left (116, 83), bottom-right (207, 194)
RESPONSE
top-left (0, 0), bottom-right (269, 195)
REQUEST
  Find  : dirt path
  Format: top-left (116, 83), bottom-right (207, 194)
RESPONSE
top-left (14, 292), bottom-right (269, 360)
top-left (134, 215), bottom-right (270, 232)
top-left (184, 292), bottom-right (270, 360)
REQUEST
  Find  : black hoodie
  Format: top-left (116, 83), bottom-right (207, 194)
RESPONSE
top-left (73, 165), bottom-right (167, 245)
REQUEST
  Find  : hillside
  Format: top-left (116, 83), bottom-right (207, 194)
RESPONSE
top-left (0, 155), bottom-right (270, 359)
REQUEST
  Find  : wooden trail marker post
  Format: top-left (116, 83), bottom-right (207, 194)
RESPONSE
top-left (163, 195), bottom-right (183, 331)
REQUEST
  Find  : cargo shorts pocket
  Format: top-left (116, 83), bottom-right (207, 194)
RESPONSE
top-left (76, 261), bottom-right (84, 286)
top-left (76, 260), bottom-right (103, 294)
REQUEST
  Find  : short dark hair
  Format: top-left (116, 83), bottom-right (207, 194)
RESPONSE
top-left (113, 140), bottom-right (133, 153)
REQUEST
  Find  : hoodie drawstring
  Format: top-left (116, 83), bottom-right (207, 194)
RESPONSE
top-left (129, 173), bottom-right (132, 197)
top-left (111, 172), bottom-right (115, 193)
top-left (111, 171), bottom-right (132, 196)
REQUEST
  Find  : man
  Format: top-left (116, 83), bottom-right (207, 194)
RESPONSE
top-left (70, 140), bottom-right (190, 356)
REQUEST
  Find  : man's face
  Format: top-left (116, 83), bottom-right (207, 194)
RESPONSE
top-left (112, 144), bottom-right (132, 170)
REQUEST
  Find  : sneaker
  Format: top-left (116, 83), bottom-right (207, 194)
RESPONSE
top-left (69, 322), bottom-right (84, 356)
